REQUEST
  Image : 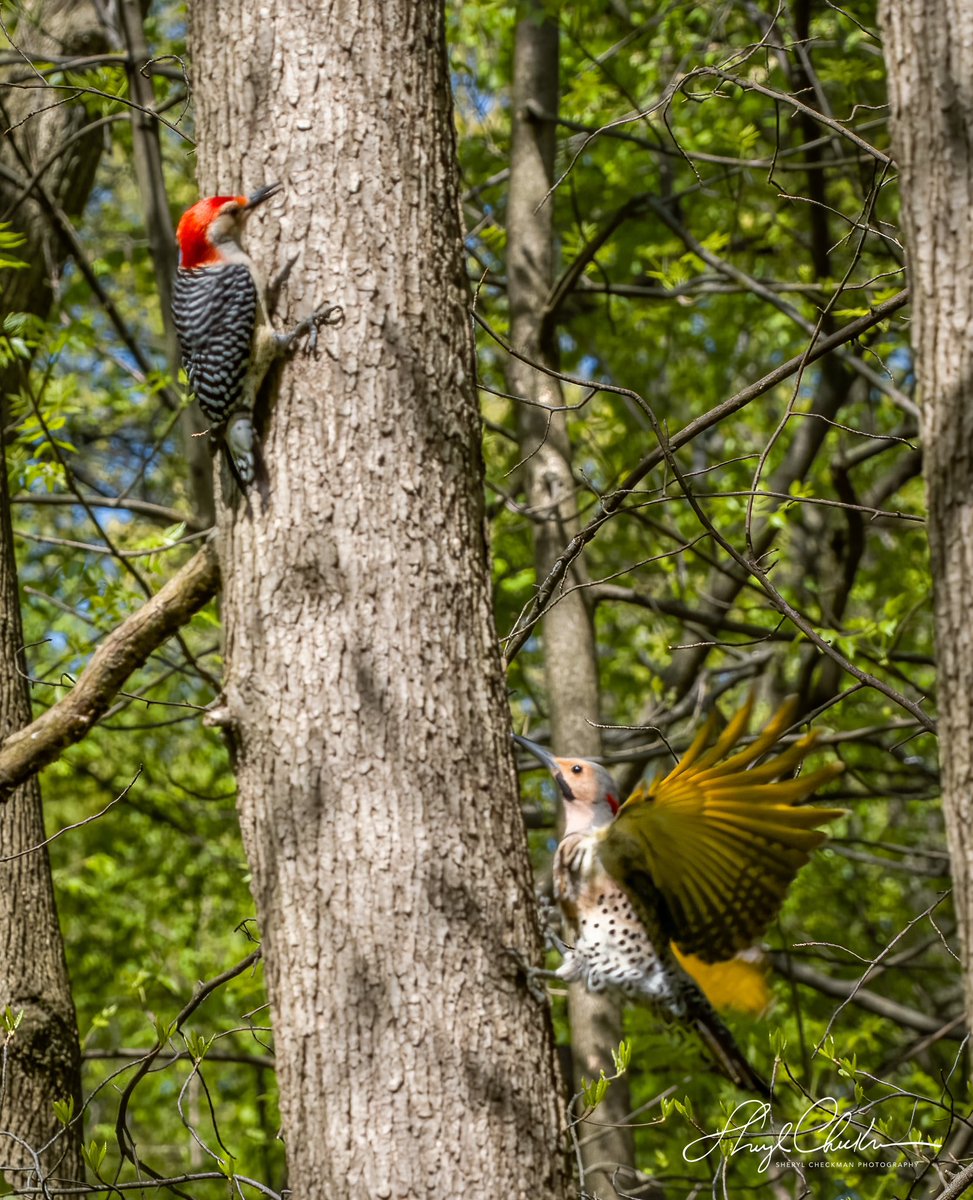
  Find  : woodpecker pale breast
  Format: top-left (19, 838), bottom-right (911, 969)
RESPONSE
top-left (172, 262), bottom-right (258, 423)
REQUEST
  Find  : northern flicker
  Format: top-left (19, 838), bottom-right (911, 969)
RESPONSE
top-left (514, 696), bottom-right (843, 1094)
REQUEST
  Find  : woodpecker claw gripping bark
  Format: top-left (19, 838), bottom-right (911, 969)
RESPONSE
top-left (277, 303), bottom-right (344, 357)
top-left (172, 182), bottom-right (339, 492)
top-left (514, 695), bottom-right (844, 1095)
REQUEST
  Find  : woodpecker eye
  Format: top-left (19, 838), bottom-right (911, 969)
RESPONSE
top-left (571, 764), bottom-right (583, 775)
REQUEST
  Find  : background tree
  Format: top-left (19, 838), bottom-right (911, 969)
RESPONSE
top-left (0, 0), bottom-right (114, 1184)
top-left (504, 8), bottom-right (634, 1196)
top-left (880, 0), bottom-right (973, 1043)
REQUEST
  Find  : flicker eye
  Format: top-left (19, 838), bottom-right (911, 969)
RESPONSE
top-left (571, 764), bottom-right (583, 774)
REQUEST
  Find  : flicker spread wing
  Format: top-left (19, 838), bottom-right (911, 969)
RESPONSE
top-left (598, 696), bottom-right (843, 963)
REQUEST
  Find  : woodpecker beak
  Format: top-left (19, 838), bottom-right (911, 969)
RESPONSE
top-left (512, 733), bottom-right (575, 801)
top-left (245, 182), bottom-right (283, 210)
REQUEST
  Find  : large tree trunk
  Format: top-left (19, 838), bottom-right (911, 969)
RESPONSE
top-left (505, 13), bottom-right (635, 1198)
top-left (880, 0), bottom-right (973, 1026)
top-left (189, 4), bottom-right (567, 1198)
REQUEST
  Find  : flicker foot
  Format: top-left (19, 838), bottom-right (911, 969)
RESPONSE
top-left (524, 965), bottom-right (560, 1005)
top-left (537, 892), bottom-right (570, 956)
top-left (505, 946), bottom-right (558, 1005)
top-left (547, 928), bottom-right (572, 957)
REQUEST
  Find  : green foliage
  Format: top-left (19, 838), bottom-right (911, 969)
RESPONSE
top-left (579, 1038), bottom-right (631, 1112)
top-left (81, 1140), bottom-right (108, 1176)
top-left (1, 1008), bottom-right (23, 1035)
top-left (580, 1070), bottom-right (611, 1111)
top-left (0, 225), bottom-right (39, 373)
top-left (463, 2), bottom-right (947, 1194)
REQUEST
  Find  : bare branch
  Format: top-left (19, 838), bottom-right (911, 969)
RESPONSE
top-left (772, 952), bottom-right (962, 1038)
top-left (11, 493), bottom-right (206, 531)
top-left (114, 949), bottom-right (263, 1179)
top-left (496, 288), bottom-right (910, 662)
top-left (0, 543), bottom-right (220, 797)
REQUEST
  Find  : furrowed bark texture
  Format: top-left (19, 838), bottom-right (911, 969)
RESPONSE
top-left (505, 14), bottom-right (634, 1197)
top-left (880, 0), bottom-right (973, 1027)
top-left (189, 4), bottom-right (566, 1198)
top-left (0, 461), bottom-right (83, 1188)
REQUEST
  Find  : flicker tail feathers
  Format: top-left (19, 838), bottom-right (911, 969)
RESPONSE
top-left (599, 695), bottom-right (844, 963)
top-left (691, 1004), bottom-right (772, 1097)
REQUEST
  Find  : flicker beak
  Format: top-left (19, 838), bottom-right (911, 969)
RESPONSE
top-left (245, 182), bottom-right (283, 210)
top-left (512, 733), bottom-right (575, 801)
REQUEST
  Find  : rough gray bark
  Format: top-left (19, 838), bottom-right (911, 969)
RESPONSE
top-left (189, 3), bottom-right (567, 1198)
top-left (880, 0), bottom-right (973, 1029)
top-left (504, 13), bottom-right (634, 1198)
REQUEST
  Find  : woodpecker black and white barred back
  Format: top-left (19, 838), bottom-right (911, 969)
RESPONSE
top-left (172, 182), bottom-right (340, 491)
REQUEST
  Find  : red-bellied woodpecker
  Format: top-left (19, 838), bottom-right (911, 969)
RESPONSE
top-left (172, 182), bottom-right (339, 491)
top-left (514, 696), bottom-right (844, 1093)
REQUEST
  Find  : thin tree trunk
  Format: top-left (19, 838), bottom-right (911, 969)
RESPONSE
top-left (0, 458), bottom-right (83, 1189)
top-left (0, 1), bottom-right (108, 323)
top-left (505, 12), bottom-right (635, 1198)
top-left (880, 0), bottom-right (973, 1032)
top-left (0, 2), bottom-right (105, 1186)
top-left (117, 0), bottom-right (215, 525)
top-left (189, 4), bottom-right (567, 1198)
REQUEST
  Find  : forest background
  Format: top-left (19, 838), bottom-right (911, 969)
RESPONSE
top-left (0, 2), bottom-right (966, 1199)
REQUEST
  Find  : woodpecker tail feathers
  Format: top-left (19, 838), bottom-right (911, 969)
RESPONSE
top-left (224, 411), bottom-right (258, 491)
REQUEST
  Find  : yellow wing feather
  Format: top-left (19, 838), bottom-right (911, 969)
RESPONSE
top-left (599, 696), bottom-right (843, 963)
